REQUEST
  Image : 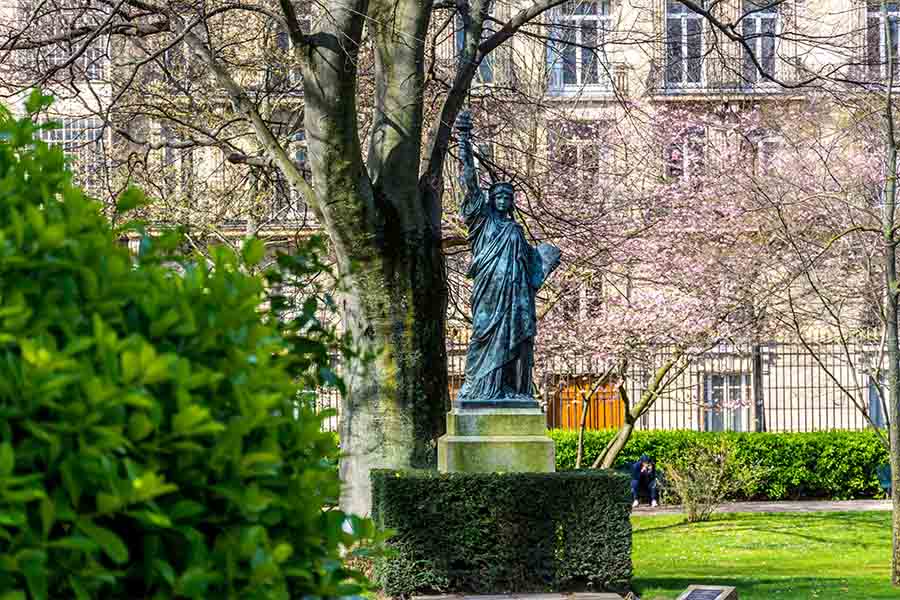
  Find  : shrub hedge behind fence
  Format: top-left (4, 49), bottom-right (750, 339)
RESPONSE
top-left (371, 469), bottom-right (632, 597)
top-left (551, 429), bottom-right (890, 500)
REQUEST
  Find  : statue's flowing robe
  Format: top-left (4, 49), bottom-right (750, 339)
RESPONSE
top-left (457, 188), bottom-right (545, 401)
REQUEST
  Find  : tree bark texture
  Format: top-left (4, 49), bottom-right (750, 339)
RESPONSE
top-left (575, 389), bottom-right (590, 469)
top-left (296, 0), bottom-right (449, 515)
top-left (883, 124), bottom-right (900, 587)
top-left (881, 13), bottom-right (900, 583)
top-left (592, 357), bottom-right (684, 469)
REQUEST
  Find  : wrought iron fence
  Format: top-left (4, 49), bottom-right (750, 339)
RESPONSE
top-left (540, 340), bottom-right (883, 433)
top-left (317, 338), bottom-right (886, 433)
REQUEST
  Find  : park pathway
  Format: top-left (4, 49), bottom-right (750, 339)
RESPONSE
top-left (634, 498), bottom-right (891, 517)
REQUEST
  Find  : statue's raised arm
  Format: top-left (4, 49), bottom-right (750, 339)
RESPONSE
top-left (456, 111), bottom-right (487, 224)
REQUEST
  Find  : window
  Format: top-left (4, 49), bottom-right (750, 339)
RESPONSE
top-left (576, 275), bottom-right (603, 320)
top-left (741, 0), bottom-right (778, 85)
top-left (555, 274), bottom-right (603, 321)
top-left (742, 129), bottom-right (781, 174)
top-left (38, 116), bottom-right (106, 190)
top-left (665, 126), bottom-right (705, 181)
top-left (268, 132), bottom-right (313, 225)
top-left (549, 121), bottom-right (613, 203)
top-left (158, 123), bottom-right (194, 198)
top-left (557, 139), bottom-right (601, 185)
top-left (868, 2), bottom-right (900, 79)
top-left (272, 17), bottom-right (310, 89)
top-left (19, 1), bottom-right (109, 81)
top-left (547, 0), bottom-right (612, 92)
top-left (704, 373), bottom-right (750, 432)
top-left (456, 9), bottom-right (495, 85)
top-left (291, 131), bottom-right (309, 171)
top-left (666, 0), bottom-right (703, 88)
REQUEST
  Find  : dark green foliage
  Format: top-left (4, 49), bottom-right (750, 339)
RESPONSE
top-left (550, 429), bottom-right (889, 500)
top-left (370, 469), bottom-right (632, 597)
top-left (0, 94), bottom-right (373, 599)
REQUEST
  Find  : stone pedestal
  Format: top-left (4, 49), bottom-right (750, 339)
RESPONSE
top-left (437, 408), bottom-right (555, 473)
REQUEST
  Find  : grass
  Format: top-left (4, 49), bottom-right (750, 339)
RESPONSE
top-left (632, 511), bottom-right (895, 599)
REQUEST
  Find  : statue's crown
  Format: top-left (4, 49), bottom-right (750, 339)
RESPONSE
top-left (489, 182), bottom-right (514, 196)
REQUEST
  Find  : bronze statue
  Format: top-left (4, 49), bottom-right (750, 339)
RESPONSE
top-left (455, 111), bottom-right (561, 409)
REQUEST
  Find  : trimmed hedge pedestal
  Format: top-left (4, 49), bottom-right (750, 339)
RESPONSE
top-left (437, 408), bottom-right (555, 473)
top-left (371, 469), bottom-right (633, 597)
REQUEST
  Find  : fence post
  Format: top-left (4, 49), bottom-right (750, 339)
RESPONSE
top-left (752, 344), bottom-right (766, 432)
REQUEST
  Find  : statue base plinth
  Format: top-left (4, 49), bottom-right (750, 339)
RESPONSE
top-left (454, 397), bottom-right (540, 410)
top-left (437, 407), bottom-right (556, 473)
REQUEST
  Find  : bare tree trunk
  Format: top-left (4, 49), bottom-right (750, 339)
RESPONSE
top-left (575, 387), bottom-right (590, 469)
top-left (883, 146), bottom-right (900, 585)
top-left (596, 420), bottom-right (636, 470)
top-left (881, 9), bottom-right (900, 584)
top-left (574, 368), bottom-right (616, 468)
top-left (294, 0), bottom-right (448, 515)
top-left (752, 344), bottom-right (766, 432)
top-left (882, 103), bottom-right (900, 588)
top-left (592, 356), bottom-right (685, 469)
top-left (338, 241), bottom-right (448, 516)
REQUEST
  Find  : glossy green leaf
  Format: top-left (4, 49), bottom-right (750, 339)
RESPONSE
top-left (47, 536), bottom-right (100, 553)
top-left (0, 443), bottom-right (13, 477)
top-left (115, 187), bottom-right (150, 214)
top-left (39, 498), bottom-right (54, 539)
top-left (76, 519), bottom-right (128, 564)
top-left (241, 238), bottom-right (265, 266)
top-left (127, 412), bottom-right (154, 441)
top-left (153, 558), bottom-right (176, 586)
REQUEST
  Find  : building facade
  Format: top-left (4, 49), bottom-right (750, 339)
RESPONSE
top-left (1, 0), bottom-right (894, 432)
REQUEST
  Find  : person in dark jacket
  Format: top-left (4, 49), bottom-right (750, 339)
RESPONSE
top-left (631, 454), bottom-right (659, 508)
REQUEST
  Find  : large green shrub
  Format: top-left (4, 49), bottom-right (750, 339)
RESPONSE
top-left (0, 94), bottom-right (373, 599)
top-left (550, 429), bottom-right (889, 500)
top-left (370, 469), bottom-right (632, 597)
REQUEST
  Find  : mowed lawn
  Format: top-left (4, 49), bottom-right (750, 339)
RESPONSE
top-left (632, 511), bottom-right (894, 599)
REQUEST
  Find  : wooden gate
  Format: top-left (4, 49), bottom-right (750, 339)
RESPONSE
top-left (545, 375), bottom-right (625, 430)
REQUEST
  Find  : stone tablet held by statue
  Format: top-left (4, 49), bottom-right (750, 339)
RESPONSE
top-left (454, 110), bottom-right (561, 410)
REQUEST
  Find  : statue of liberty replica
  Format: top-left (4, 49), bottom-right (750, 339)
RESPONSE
top-left (438, 111), bottom-right (560, 473)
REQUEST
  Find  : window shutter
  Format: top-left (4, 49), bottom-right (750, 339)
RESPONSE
top-left (849, 0), bottom-right (870, 79)
top-left (705, 2), bottom-right (722, 88)
top-left (494, 1), bottom-right (513, 85)
top-left (776, 0), bottom-right (800, 84)
top-left (651, 0), bottom-right (666, 91)
top-left (723, 0), bottom-right (742, 88)
top-left (707, 125), bottom-right (731, 171)
top-left (547, 8), bottom-right (562, 91)
top-left (436, 16), bottom-right (455, 62)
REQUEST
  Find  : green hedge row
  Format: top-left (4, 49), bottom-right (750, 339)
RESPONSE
top-left (371, 469), bottom-right (632, 596)
top-left (550, 429), bottom-right (890, 500)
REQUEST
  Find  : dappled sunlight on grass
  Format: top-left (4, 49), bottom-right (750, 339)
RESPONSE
top-left (632, 511), bottom-right (893, 599)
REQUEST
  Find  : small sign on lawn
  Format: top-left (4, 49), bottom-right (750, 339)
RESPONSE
top-left (676, 585), bottom-right (737, 600)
